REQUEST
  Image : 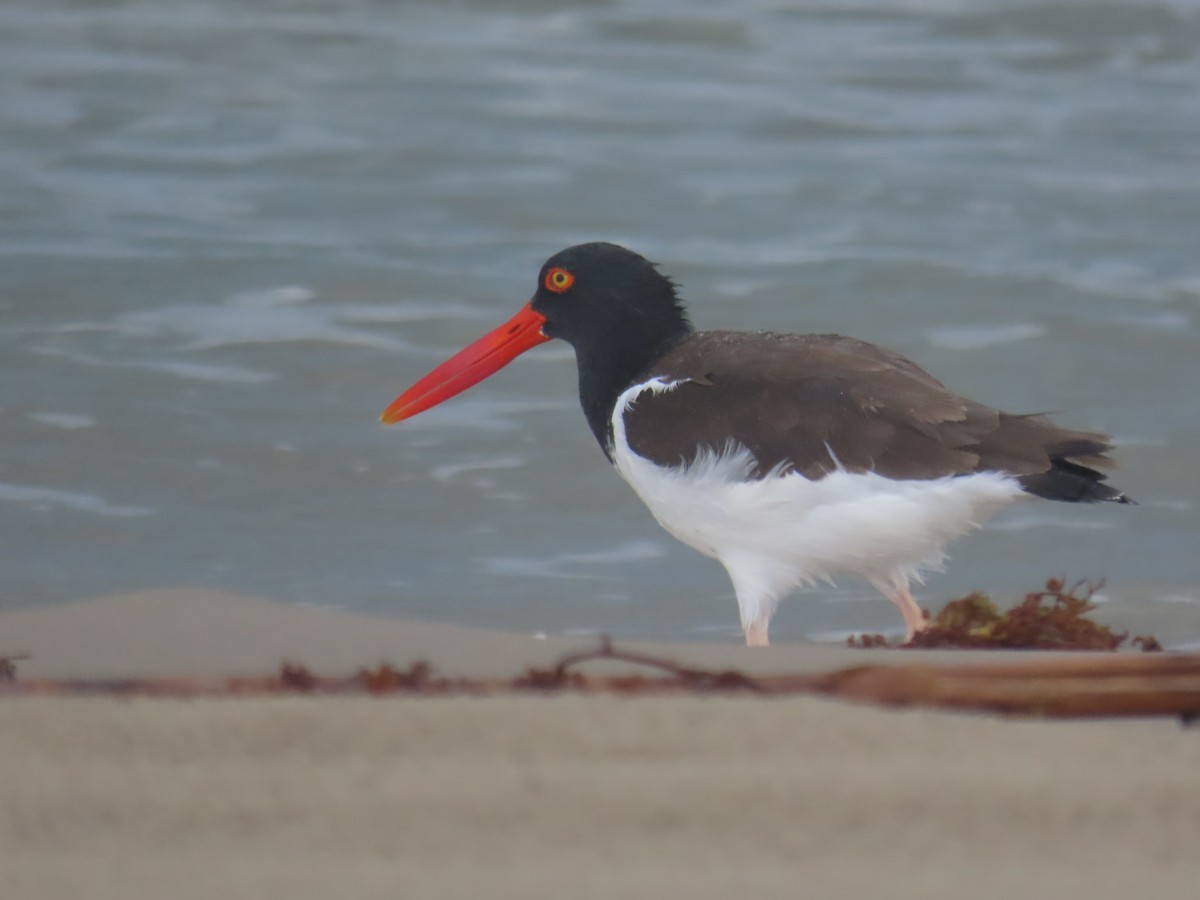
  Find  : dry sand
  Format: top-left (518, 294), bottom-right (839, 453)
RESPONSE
top-left (2, 589), bottom-right (1198, 900)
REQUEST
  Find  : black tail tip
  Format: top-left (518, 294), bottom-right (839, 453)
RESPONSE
top-left (1018, 466), bottom-right (1132, 505)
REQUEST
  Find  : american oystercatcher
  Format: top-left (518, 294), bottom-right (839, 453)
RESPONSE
top-left (382, 242), bottom-right (1130, 646)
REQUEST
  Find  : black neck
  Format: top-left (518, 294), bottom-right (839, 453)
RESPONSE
top-left (577, 322), bottom-right (692, 460)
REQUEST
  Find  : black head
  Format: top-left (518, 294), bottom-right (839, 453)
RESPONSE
top-left (527, 242), bottom-right (694, 454)
top-left (530, 242), bottom-right (692, 351)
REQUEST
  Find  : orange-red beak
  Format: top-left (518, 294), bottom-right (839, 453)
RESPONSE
top-left (380, 303), bottom-right (551, 424)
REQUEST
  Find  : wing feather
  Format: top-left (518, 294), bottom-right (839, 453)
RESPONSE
top-left (620, 331), bottom-right (1125, 501)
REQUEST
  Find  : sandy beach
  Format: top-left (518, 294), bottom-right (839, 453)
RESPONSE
top-left (2, 589), bottom-right (1198, 900)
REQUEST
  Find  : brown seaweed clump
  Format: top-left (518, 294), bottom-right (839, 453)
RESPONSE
top-left (849, 578), bottom-right (1162, 651)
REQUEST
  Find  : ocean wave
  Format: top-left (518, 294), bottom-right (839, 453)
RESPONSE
top-left (0, 482), bottom-right (153, 518)
top-left (926, 322), bottom-right (1046, 350)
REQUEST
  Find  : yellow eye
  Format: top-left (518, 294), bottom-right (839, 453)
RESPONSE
top-left (544, 267), bottom-right (574, 293)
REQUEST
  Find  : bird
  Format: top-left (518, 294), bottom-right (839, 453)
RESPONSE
top-left (381, 242), bottom-right (1130, 646)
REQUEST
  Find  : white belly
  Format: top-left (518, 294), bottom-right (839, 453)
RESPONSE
top-left (609, 378), bottom-right (1026, 606)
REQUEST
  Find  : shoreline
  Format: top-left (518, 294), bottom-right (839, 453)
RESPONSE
top-left (2, 585), bottom-right (1194, 681)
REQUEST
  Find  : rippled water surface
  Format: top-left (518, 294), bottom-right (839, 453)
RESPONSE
top-left (3, 0), bottom-right (1199, 644)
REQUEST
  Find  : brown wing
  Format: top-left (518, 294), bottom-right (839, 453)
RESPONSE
top-left (622, 331), bottom-right (1127, 502)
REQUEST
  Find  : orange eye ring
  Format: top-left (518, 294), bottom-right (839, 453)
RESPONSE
top-left (544, 267), bottom-right (574, 294)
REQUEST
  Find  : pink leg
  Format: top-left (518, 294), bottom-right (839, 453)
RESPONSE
top-left (744, 618), bottom-right (770, 648)
top-left (868, 575), bottom-right (928, 643)
top-left (725, 563), bottom-right (778, 648)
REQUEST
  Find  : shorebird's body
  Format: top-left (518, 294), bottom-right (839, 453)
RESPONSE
top-left (383, 242), bottom-right (1129, 645)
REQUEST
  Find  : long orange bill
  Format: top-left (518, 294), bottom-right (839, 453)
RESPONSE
top-left (380, 303), bottom-right (550, 424)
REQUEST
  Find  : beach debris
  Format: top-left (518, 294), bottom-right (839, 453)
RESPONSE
top-left (808, 653), bottom-right (1200, 720)
top-left (513, 636), bottom-right (767, 694)
top-left (848, 578), bottom-right (1159, 651)
top-left (1, 639), bottom-right (1198, 722)
top-left (1132, 635), bottom-right (1165, 652)
top-left (0, 653), bottom-right (29, 682)
top-left (356, 661), bottom-right (435, 693)
top-left (279, 661), bottom-right (319, 692)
